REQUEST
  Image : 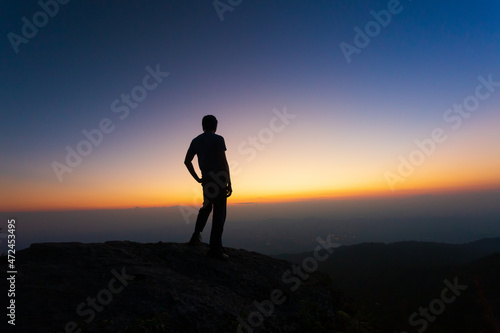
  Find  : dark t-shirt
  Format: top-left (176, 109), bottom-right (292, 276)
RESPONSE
top-left (187, 132), bottom-right (227, 177)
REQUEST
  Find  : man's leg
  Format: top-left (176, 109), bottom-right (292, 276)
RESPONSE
top-left (190, 183), bottom-right (213, 245)
top-left (209, 188), bottom-right (227, 250)
top-left (194, 200), bottom-right (212, 234)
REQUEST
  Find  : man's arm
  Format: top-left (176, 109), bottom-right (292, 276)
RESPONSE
top-left (220, 150), bottom-right (232, 197)
top-left (184, 150), bottom-right (202, 183)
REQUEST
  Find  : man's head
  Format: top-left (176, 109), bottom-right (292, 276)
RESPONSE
top-left (202, 115), bottom-right (218, 132)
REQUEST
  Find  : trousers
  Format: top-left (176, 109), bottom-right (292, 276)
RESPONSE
top-left (194, 173), bottom-right (227, 250)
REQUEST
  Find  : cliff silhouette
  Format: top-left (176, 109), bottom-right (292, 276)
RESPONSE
top-left (0, 241), bottom-right (374, 333)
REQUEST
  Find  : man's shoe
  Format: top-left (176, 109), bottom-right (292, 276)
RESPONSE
top-left (189, 232), bottom-right (202, 246)
top-left (208, 248), bottom-right (229, 260)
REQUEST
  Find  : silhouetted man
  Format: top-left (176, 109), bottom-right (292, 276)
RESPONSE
top-left (184, 115), bottom-right (232, 260)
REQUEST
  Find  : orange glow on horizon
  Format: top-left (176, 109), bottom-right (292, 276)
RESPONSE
top-left (3, 182), bottom-right (499, 213)
top-left (2, 109), bottom-right (499, 213)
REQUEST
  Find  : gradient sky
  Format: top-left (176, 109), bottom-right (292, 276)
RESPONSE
top-left (1, 0), bottom-right (500, 212)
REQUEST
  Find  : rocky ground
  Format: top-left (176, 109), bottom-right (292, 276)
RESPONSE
top-left (0, 241), bottom-right (375, 333)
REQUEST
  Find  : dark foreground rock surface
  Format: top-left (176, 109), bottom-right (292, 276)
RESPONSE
top-left (0, 241), bottom-right (373, 333)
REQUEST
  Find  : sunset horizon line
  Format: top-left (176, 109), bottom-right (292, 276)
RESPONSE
top-left (3, 185), bottom-right (499, 213)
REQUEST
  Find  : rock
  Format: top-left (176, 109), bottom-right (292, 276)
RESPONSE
top-left (0, 241), bottom-right (370, 332)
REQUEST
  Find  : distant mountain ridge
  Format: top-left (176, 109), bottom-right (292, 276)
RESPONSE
top-left (277, 237), bottom-right (500, 332)
top-left (276, 236), bottom-right (500, 267)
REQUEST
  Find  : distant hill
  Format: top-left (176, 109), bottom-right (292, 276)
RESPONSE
top-left (277, 237), bottom-right (500, 332)
top-left (0, 241), bottom-right (376, 333)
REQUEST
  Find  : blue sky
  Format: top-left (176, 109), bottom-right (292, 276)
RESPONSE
top-left (1, 0), bottom-right (500, 212)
